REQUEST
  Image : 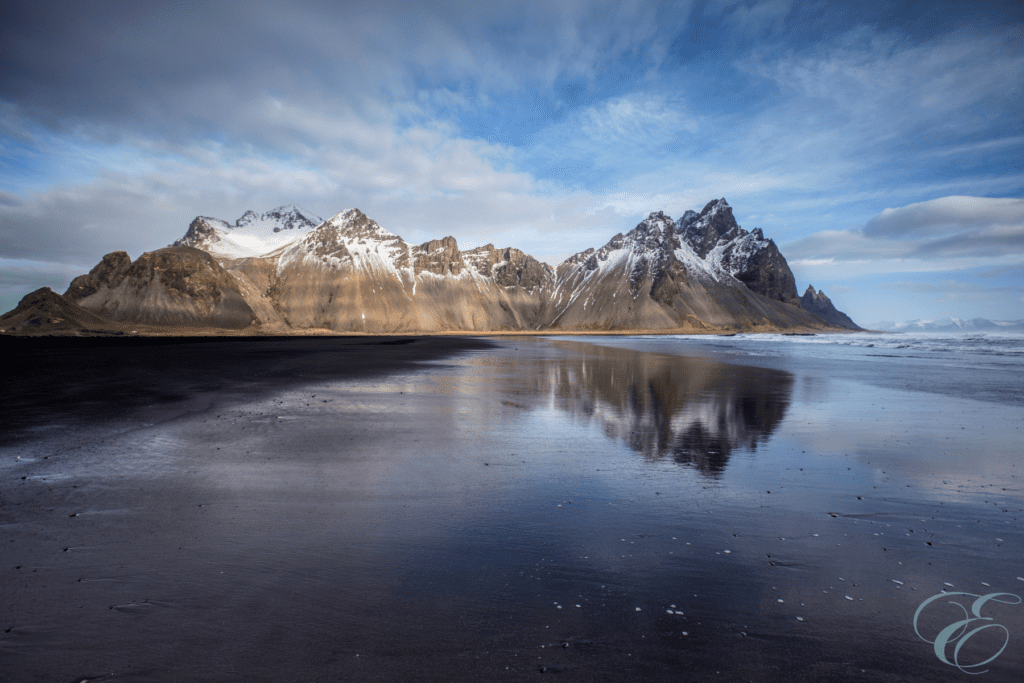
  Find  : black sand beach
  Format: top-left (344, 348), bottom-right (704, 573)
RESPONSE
top-left (2, 335), bottom-right (1022, 681)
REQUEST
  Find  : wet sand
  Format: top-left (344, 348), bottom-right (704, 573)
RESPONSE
top-left (2, 336), bottom-right (1022, 681)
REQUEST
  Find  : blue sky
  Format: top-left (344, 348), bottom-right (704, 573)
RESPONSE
top-left (1, 0), bottom-right (1022, 325)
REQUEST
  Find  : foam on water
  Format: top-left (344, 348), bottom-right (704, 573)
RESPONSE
top-left (650, 332), bottom-right (1024, 357)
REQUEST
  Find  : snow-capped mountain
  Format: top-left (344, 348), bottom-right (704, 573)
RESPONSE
top-left (60, 199), bottom-right (861, 333)
top-left (868, 318), bottom-right (1024, 333)
top-left (546, 208), bottom-right (825, 331)
top-left (173, 205), bottom-right (324, 259)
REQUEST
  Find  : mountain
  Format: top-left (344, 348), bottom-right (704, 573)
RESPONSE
top-left (799, 285), bottom-right (861, 330)
top-left (17, 199), bottom-right (863, 334)
top-left (64, 246), bottom-right (257, 328)
top-left (174, 205), bottom-right (324, 259)
top-left (867, 318), bottom-right (1024, 333)
top-left (224, 208), bottom-right (555, 332)
top-left (544, 209), bottom-right (825, 331)
top-left (0, 287), bottom-right (117, 334)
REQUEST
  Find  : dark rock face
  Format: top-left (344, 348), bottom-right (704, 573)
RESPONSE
top-left (65, 251), bottom-right (132, 301)
top-left (300, 222), bottom-right (353, 262)
top-left (678, 200), bottom-right (743, 258)
top-left (676, 199), bottom-right (800, 306)
top-left (126, 247), bottom-right (236, 305)
top-left (722, 232), bottom-right (800, 306)
top-left (244, 206), bottom-right (322, 232)
top-left (494, 247), bottom-right (550, 291)
top-left (236, 210), bottom-right (259, 226)
top-left (799, 286), bottom-right (861, 329)
top-left (464, 244), bottom-right (553, 291)
top-left (412, 236), bottom-right (464, 276)
top-left (173, 217), bottom-right (229, 251)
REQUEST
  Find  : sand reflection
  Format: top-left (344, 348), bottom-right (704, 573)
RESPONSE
top-left (499, 340), bottom-right (794, 476)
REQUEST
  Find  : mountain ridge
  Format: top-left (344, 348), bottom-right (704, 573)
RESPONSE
top-left (4, 199), bottom-right (863, 335)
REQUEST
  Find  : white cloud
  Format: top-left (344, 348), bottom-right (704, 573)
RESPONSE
top-left (786, 195), bottom-right (1024, 270)
top-left (864, 196), bottom-right (1024, 238)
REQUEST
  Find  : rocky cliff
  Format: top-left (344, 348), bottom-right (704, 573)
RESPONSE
top-left (799, 285), bottom-right (861, 330)
top-left (676, 199), bottom-right (800, 305)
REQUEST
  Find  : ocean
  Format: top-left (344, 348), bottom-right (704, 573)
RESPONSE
top-left (2, 333), bottom-right (1022, 681)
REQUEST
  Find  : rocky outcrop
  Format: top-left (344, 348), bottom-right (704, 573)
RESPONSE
top-left (65, 251), bottom-right (132, 300)
top-left (412, 237), bottom-right (464, 276)
top-left (677, 199), bottom-right (800, 306)
top-left (799, 286), bottom-right (861, 330)
top-left (463, 244), bottom-right (553, 291)
top-left (0, 287), bottom-right (117, 334)
top-left (65, 246), bottom-right (257, 329)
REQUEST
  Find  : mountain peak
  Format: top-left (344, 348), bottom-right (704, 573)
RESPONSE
top-left (322, 208), bottom-right (397, 240)
top-left (700, 197), bottom-right (731, 216)
top-left (236, 210), bottom-right (259, 227)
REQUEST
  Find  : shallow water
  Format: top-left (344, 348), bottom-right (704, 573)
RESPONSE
top-left (2, 335), bottom-right (1022, 681)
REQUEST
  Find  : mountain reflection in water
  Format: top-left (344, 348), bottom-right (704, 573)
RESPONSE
top-left (503, 340), bottom-right (794, 476)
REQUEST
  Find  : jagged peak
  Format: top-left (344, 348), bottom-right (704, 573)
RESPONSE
top-left (627, 211), bottom-right (676, 241)
top-left (323, 207), bottom-right (373, 228)
top-left (700, 198), bottom-right (731, 215)
top-left (321, 208), bottom-right (395, 237)
top-left (804, 284), bottom-right (817, 296)
top-left (236, 210), bottom-right (259, 226)
top-left (194, 216), bottom-right (232, 229)
top-left (414, 235), bottom-right (460, 252)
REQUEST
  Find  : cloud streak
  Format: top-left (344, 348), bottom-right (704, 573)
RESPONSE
top-left (787, 195), bottom-right (1024, 265)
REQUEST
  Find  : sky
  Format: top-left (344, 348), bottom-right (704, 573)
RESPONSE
top-left (1, 0), bottom-right (1022, 326)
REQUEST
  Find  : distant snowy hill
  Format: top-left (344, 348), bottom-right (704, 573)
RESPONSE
top-left (868, 318), bottom-right (1024, 333)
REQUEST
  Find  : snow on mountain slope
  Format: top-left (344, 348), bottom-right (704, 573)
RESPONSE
top-left (174, 205), bottom-right (324, 259)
